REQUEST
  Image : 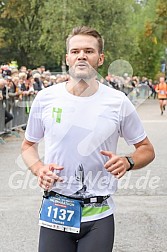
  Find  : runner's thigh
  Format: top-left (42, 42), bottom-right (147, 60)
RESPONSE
top-left (38, 227), bottom-right (77, 252)
top-left (77, 214), bottom-right (114, 252)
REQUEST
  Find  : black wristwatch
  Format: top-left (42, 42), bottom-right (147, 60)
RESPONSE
top-left (125, 156), bottom-right (135, 171)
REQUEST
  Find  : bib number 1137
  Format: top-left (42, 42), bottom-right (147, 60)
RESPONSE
top-left (39, 195), bottom-right (82, 233)
top-left (47, 206), bottom-right (74, 221)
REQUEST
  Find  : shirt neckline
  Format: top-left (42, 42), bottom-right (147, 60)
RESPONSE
top-left (62, 81), bottom-right (103, 101)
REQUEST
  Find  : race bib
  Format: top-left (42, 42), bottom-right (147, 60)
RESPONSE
top-left (39, 195), bottom-right (82, 233)
top-left (160, 91), bottom-right (165, 95)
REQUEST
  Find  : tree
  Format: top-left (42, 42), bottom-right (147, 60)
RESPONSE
top-left (130, 0), bottom-right (167, 79)
top-left (1, 0), bottom-right (165, 79)
top-left (0, 0), bottom-right (54, 67)
top-left (40, 0), bottom-right (138, 76)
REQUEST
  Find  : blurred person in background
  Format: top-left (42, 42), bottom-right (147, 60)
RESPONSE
top-left (33, 73), bottom-right (43, 93)
top-left (0, 78), bottom-right (13, 126)
top-left (155, 76), bottom-right (167, 115)
top-left (19, 65), bottom-right (27, 73)
top-left (21, 75), bottom-right (35, 96)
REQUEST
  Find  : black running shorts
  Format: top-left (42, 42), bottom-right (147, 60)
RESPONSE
top-left (39, 214), bottom-right (114, 252)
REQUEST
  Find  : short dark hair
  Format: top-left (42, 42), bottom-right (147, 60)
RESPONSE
top-left (66, 26), bottom-right (104, 54)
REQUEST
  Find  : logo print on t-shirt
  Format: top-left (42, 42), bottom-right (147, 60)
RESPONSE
top-left (73, 164), bottom-right (99, 201)
top-left (75, 164), bottom-right (87, 197)
top-left (52, 107), bottom-right (62, 123)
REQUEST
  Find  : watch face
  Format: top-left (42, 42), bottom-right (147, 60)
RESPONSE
top-left (128, 157), bottom-right (134, 166)
top-left (126, 156), bottom-right (134, 171)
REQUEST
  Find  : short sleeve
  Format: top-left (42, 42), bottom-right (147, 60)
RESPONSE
top-left (119, 96), bottom-right (146, 145)
top-left (25, 94), bottom-right (44, 143)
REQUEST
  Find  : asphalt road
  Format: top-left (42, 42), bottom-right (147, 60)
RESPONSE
top-left (0, 98), bottom-right (167, 252)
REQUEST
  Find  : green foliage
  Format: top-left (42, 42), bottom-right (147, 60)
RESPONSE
top-left (0, 0), bottom-right (51, 67)
top-left (0, 0), bottom-right (166, 78)
top-left (131, 0), bottom-right (167, 79)
top-left (40, 0), bottom-right (138, 76)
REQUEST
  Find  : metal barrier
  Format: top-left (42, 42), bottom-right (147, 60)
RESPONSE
top-left (11, 95), bottom-right (35, 129)
top-left (0, 94), bottom-right (35, 143)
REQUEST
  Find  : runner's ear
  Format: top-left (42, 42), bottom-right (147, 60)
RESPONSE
top-left (98, 54), bottom-right (104, 66)
top-left (66, 54), bottom-right (69, 66)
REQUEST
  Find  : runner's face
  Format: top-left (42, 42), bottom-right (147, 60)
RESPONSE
top-left (160, 77), bottom-right (165, 83)
top-left (66, 35), bottom-right (104, 80)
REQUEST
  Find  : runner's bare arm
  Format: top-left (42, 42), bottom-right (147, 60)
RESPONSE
top-left (101, 137), bottom-right (155, 179)
top-left (21, 138), bottom-right (64, 190)
top-left (21, 138), bottom-right (43, 176)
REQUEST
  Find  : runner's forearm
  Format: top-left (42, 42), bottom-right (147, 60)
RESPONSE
top-left (21, 138), bottom-right (43, 176)
top-left (128, 137), bottom-right (155, 170)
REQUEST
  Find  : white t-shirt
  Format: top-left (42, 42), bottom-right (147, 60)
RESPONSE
top-left (25, 82), bottom-right (146, 222)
